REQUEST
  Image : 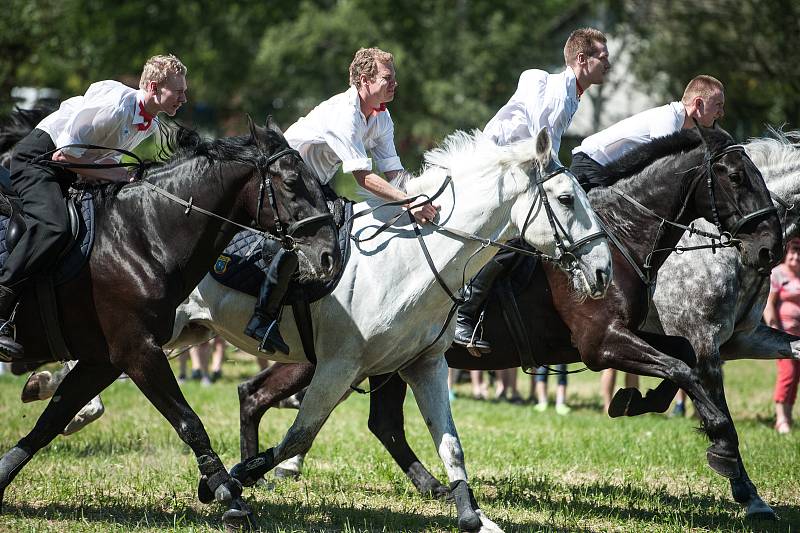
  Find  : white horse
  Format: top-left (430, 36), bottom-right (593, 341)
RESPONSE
top-left (25, 128), bottom-right (613, 531)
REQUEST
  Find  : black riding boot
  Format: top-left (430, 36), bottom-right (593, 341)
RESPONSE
top-left (244, 248), bottom-right (298, 355)
top-left (453, 257), bottom-right (509, 353)
top-left (0, 285), bottom-right (23, 361)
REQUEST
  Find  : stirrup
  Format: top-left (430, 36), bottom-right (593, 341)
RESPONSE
top-left (464, 312), bottom-right (490, 357)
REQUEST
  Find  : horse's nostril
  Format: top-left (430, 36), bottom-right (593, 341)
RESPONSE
top-left (596, 268), bottom-right (605, 288)
top-left (321, 252), bottom-right (335, 275)
top-left (758, 247), bottom-right (773, 266)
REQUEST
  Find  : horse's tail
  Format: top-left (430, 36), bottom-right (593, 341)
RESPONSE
top-left (0, 107), bottom-right (53, 167)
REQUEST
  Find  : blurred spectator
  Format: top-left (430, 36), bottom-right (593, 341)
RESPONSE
top-left (178, 337), bottom-right (227, 386)
top-left (494, 368), bottom-right (523, 404)
top-left (532, 365), bottom-right (570, 415)
top-left (763, 238), bottom-right (800, 434)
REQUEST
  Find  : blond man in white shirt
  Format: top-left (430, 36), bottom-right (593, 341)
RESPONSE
top-left (455, 28), bottom-right (611, 353)
top-left (246, 47), bottom-right (438, 354)
top-left (571, 75), bottom-right (725, 191)
top-left (0, 54), bottom-right (187, 360)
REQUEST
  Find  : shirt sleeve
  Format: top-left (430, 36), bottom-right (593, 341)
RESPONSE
top-left (323, 114), bottom-right (372, 174)
top-left (371, 115), bottom-right (403, 173)
top-left (55, 103), bottom-right (125, 159)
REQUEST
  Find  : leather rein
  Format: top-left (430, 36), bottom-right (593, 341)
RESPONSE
top-left (32, 143), bottom-right (332, 252)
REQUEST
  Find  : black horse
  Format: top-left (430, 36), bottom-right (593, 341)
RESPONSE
top-left (234, 124), bottom-right (784, 517)
top-left (0, 115), bottom-right (340, 528)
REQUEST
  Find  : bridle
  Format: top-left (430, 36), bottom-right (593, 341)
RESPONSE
top-left (33, 142), bottom-right (334, 252)
top-left (604, 142), bottom-right (780, 287)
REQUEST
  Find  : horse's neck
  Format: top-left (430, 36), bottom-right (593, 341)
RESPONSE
top-left (595, 162), bottom-right (693, 272)
top-left (765, 164), bottom-right (800, 240)
top-left (353, 168), bottom-right (521, 315)
top-left (112, 158), bottom-right (247, 288)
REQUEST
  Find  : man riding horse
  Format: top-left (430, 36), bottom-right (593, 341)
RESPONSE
top-left (245, 47), bottom-right (439, 355)
top-left (454, 27), bottom-right (611, 352)
top-left (0, 54), bottom-right (188, 361)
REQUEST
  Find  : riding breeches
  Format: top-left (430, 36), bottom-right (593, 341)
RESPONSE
top-left (570, 152), bottom-right (605, 192)
top-left (0, 129), bottom-right (74, 289)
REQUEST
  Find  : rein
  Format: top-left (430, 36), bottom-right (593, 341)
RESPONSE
top-left (32, 143), bottom-right (332, 249)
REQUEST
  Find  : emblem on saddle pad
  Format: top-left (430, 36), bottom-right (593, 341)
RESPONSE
top-left (213, 255), bottom-right (231, 274)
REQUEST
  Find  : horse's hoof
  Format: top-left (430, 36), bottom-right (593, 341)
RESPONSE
top-left (458, 510), bottom-right (482, 532)
top-left (273, 467), bottom-right (300, 480)
top-left (745, 498), bottom-right (777, 521)
top-left (222, 508), bottom-right (256, 532)
top-left (706, 450), bottom-right (740, 479)
top-left (21, 372), bottom-right (47, 403)
top-left (607, 387), bottom-right (635, 418)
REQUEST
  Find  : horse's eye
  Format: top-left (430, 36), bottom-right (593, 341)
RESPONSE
top-left (557, 194), bottom-right (574, 206)
top-left (729, 172), bottom-right (742, 185)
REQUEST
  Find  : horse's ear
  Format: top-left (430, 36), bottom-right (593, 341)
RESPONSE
top-left (247, 114), bottom-right (261, 144)
top-left (265, 115), bottom-right (284, 136)
top-left (534, 127), bottom-right (552, 165)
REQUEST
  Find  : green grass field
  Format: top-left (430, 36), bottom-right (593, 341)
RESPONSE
top-left (0, 352), bottom-right (797, 532)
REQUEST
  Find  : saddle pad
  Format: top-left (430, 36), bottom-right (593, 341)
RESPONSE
top-left (210, 199), bottom-right (354, 305)
top-left (0, 191), bottom-right (95, 286)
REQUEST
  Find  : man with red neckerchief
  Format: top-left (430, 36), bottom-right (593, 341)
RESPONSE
top-left (244, 47), bottom-right (439, 355)
top-left (0, 54), bottom-right (188, 361)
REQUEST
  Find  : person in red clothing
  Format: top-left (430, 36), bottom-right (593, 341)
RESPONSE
top-left (763, 237), bottom-right (800, 433)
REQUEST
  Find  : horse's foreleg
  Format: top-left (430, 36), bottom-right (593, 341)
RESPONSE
top-left (114, 341), bottom-right (253, 528)
top-left (607, 331), bottom-right (693, 417)
top-left (581, 325), bottom-right (740, 479)
top-left (399, 355), bottom-right (499, 533)
top-left (230, 360), bottom-right (359, 489)
top-left (0, 360), bottom-right (120, 511)
top-left (238, 361), bottom-right (314, 480)
top-left (720, 324), bottom-right (800, 361)
top-left (367, 373), bottom-right (449, 500)
top-left (691, 342), bottom-right (777, 521)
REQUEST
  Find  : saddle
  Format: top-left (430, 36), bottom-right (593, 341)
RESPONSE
top-left (0, 167), bottom-right (96, 361)
top-left (210, 197), bottom-right (353, 363)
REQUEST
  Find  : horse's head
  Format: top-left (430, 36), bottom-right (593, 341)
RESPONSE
top-left (690, 122), bottom-right (783, 271)
top-left (513, 129), bottom-right (612, 299)
top-left (246, 116), bottom-right (340, 281)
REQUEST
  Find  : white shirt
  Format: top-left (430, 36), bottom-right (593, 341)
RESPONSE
top-left (572, 101), bottom-right (686, 165)
top-left (284, 86), bottom-right (403, 185)
top-left (37, 80), bottom-right (157, 161)
top-left (483, 67), bottom-right (580, 162)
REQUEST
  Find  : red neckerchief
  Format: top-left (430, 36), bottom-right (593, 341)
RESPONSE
top-left (372, 103), bottom-right (387, 115)
top-left (575, 80), bottom-right (584, 99)
top-left (137, 101), bottom-right (154, 131)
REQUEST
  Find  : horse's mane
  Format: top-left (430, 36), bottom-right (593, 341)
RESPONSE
top-left (589, 129), bottom-right (708, 188)
top-left (746, 126), bottom-right (800, 174)
top-left (90, 122), bottom-right (272, 204)
top-left (404, 130), bottom-right (543, 197)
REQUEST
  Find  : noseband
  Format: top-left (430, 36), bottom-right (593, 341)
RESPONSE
top-left (255, 147), bottom-right (333, 251)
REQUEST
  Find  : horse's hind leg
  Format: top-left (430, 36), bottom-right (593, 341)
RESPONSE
top-left (0, 360), bottom-right (120, 511)
top-left (367, 373), bottom-right (449, 500)
top-left (114, 341), bottom-right (253, 528)
top-left (238, 361), bottom-right (314, 479)
top-left (399, 355), bottom-right (500, 533)
top-left (607, 332), bottom-right (693, 417)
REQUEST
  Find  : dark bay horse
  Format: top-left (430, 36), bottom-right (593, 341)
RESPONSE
top-left (0, 116), bottom-right (340, 528)
top-left (234, 124), bottom-right (784, 516)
